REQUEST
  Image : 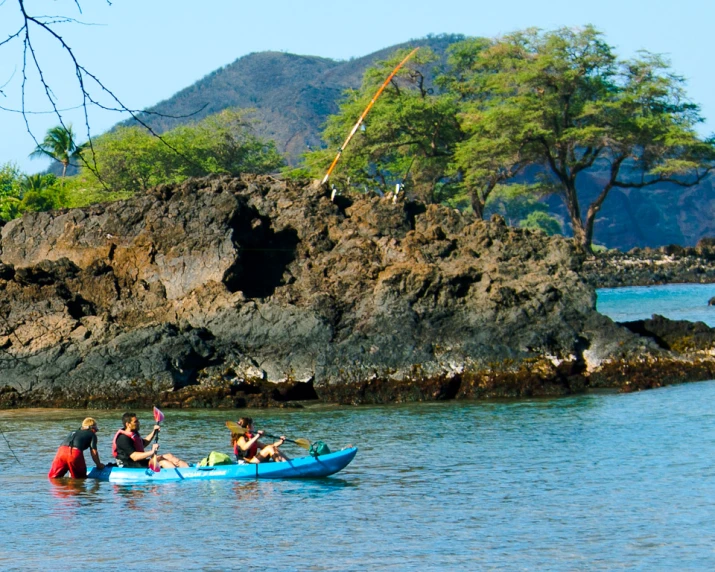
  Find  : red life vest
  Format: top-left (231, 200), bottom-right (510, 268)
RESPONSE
top-left (234, 431), bottom-right (258, 460)
top-left (112, 429), bottom-right (145, 458)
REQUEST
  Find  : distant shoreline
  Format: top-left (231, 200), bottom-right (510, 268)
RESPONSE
top-left (582, 241), bottom-right (715, 289)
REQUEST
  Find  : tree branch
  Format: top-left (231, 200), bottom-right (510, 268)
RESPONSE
top-left (4, 1), bottom-right (209, 185)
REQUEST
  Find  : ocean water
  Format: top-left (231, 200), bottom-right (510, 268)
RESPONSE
top-left (0, 284), bottom-right (714, 570)
top-left (597, 282), bottom-right (715, 326)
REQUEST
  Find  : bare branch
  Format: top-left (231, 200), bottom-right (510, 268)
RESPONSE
top-left (2, 1), bottom-right (208, 184)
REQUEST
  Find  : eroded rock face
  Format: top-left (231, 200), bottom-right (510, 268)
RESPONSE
top-left (0, 174), bottom-right (678, 407)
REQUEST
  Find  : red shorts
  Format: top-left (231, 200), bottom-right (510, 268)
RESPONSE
top-left (48, 445), bottom-right (87, 479)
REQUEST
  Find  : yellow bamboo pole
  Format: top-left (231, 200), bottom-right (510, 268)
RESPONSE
top-left (321, 47), bottom-right (420, 186)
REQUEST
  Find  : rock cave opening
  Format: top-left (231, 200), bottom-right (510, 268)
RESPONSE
top-left (224, 218), bottom-right (300, 299)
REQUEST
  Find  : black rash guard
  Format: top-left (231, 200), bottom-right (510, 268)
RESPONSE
top-left (61, 429), bottom-right (97, 451)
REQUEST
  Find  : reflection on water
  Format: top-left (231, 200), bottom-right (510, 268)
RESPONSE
top-left (2, 384), bottom-right (715, 569)
top-left (111, 483), bottom-right (165, 511)
top-left (49, 477), bottom-right (102, 500)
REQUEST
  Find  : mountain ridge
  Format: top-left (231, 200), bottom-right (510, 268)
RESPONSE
top-left (128, 35), bottom-right (462, 162)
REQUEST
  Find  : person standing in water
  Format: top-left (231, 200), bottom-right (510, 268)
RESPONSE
top-left (48, 417), bottom-right (104, 479)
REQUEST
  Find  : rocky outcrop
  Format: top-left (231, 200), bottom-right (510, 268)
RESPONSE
top-left (0, 174), bottom-right (709, 408)
top-left (582, 240), bottom-right (715, 288)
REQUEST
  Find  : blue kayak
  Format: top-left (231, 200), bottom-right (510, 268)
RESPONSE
top-left (87, 447), bottom-right (357, 483)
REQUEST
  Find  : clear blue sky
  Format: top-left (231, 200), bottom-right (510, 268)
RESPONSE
top-left (1, 0), bottom-right (713, 173)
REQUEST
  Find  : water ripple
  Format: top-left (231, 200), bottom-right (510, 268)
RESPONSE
top-left (2, 383), bottom-right (715, 569)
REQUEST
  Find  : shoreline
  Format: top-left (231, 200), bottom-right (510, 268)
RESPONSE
top-left (582, 240), bottom-right (715, 289)
top-left (3, 351), bottom-right (714, 409)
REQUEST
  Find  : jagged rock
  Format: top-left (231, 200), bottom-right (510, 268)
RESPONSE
top-left (0, 174), bottom-right (698, 407)
top-left (619, 314), bottom-right (715, 352)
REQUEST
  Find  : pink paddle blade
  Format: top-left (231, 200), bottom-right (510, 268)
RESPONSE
top-left (153, 406), bottom-right (165, 424)
top-left (148, 455), bottom-right (161, 473)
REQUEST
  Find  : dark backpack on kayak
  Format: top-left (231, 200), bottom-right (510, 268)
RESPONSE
top-left (309, 441), bottom-right (330, 457)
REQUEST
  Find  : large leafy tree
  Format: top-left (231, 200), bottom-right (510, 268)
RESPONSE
top-left (450, 26), bottom-right (714, 251)
top-left (29, 125), bottom-right (82, 178)
top-left (303, 48), bottom-right (463, 204)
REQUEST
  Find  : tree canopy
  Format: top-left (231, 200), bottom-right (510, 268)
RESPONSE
top-left (452, 26), bottom-right (714, 250)
top-left (302, 26), bottom-right (714, 251)
top-left (81, 109), bottom-right (284, 193)
top-left (300, 48), bottom-right (463, 204)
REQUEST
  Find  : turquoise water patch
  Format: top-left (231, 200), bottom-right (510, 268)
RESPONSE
top-left (597, 283), bottom-right (715, 325)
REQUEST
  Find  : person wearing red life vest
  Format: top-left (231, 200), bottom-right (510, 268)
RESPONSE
top-left (48, 417), bottom-right (105, 478)
top-left (232, 417), bottom-right (289, 463)
top-left (112, 412), bottom-right (189, 469)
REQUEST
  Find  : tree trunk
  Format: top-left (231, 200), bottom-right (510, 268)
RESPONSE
top-left (560, 183), bottom-right (591, 253)
top-left (470, 192), bottom-right (485, 219)
top-left (571, 218), bottom-right (591, 253)
top-left (583, 206), bottom-right (599, 253)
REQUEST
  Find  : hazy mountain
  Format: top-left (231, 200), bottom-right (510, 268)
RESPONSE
top-left (128, 34), bottom-right (462, 163)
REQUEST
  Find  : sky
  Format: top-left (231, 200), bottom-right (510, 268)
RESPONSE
top-left (1, 0), bottom-right (713, 174)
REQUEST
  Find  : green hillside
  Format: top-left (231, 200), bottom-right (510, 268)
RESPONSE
top-left (128, 35), bottom-right (462, 163)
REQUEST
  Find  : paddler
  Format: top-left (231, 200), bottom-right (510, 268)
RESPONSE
top-left (112, 412), bottom-right (189, 469)
top-left (232, 417), bottom-right (289, 463)
top-left (48, 417), bottom-right (104, 478)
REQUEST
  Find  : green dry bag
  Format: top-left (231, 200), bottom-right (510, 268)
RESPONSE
top-left (198, 451), bottom-right (235, 467)
top-left (309, 441), bottom-right (331, 457)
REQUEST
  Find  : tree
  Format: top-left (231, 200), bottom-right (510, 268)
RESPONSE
top-left (19, 173), bottom-right (58, 194)
top-left (448, 108), bottom-right (535, 218)
top-left (19, 173), bottom-right (61, 213)
top-left (0, 164), bottom-right (62, 219)
top-left (82, 109), bottom-right (284, 193)
top-left (449, 26), bottom-right (714, 251)
top-left (440, 38), bottom-right (537, 218)
top-left (302, 48), bottom-right (463, 203)
top-left (29, 125), bottom-right (82, 178)
top-left (519, 211), bottom-right (562, 236)
top-left (168, 110), bottom-right (285, 178)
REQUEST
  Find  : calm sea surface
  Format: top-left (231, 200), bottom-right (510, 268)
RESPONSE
top-left (597, 282), bottom-right (715, 326)
top-left (1, 284), bottom-right (714, 571)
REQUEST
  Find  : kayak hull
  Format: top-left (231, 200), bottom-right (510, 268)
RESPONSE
top-left (87, 447), bottom-right (357, 483)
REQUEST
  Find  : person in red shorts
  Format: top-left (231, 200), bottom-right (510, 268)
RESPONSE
top-left (48, 417), bottom-right (105, 479)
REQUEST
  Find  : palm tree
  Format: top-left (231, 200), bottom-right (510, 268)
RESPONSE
top-left (19, 173), bottom-right (57, 194)
top-left (29, 125), bottom-right (82, 178)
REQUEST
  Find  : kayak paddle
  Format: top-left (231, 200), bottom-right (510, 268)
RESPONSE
top-left (225, 421), bottom-right (311, 450)
top-left (148, 406), bottom-right (164, 473)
